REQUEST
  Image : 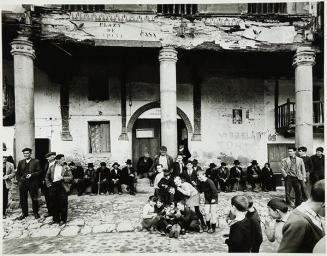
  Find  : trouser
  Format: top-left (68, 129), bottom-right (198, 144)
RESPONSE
top-left (49, 181), bottom-right (68, 223)
top-left (194, 206), bottom-right (206, 226)
top-left (218, 179), bottom-right (228, 191)
top-left (19, 180), bottom-right (39, 216)
top-left (148, 172), bottom-right (156, 185)
top-left (262, 177), bottom-right (275, 191)
top-left (300, 180), bottom-right (308, 201)
top-left (248, 176), bottom-right (259, 190)
top-left (229, 178), bottom-right (246, 190)
top-left (3, 181), bottom-right (8, 215)
top-left (204, 204), bottom-right (218, 224)
top-left (122, 176), bottom-right (136, 193)
top-left (109, 180), bottom-right (122, 193)
top-left (310, 173), bottom-right (324, 186)
top-left (178, 218), bottom-right (201, 231)
top-left (92, 180), bottom-right (109, 194)
top-left (41, 181), bottom-right (52, 215)
top-left (141, 216), bottom-right (160, 229)
top-left (159, 190), bottom-right (174, 205)
top-left (285, 176), bottom-right (303, 206)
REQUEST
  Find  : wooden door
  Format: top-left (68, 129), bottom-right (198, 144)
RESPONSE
top-left (132, 119), bottom-right (161, 167)
top-left (267, 143), bottom-right (295, 173)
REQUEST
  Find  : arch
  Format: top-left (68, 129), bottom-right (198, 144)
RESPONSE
top-left (127, 101), bottom-right (193, 134)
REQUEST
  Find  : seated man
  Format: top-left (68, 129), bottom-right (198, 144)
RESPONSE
top-left (121, 159), bottom-right (136, 195)
top-left (69, 162), bottom-right (85, 196)
top-left (175, 200), bottom-right (202, 233)
top-left (217, 162), bottom-right (229, 192)
top-left (84, 163), bottom-right (96, 195)
top-left (158, 169), bottom-right (175, 205)
top-left (109, 162), bottom-right (122, 195)
top-left (95, 162), bottom-right (110, 195)
top-left (206, 163), bottom-right (217, 187)
top-left (247, 160), bottom-right (261, 192)
top-left (228, 160), bottom-right (245, 191)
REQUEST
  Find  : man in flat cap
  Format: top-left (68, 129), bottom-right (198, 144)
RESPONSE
top-left (41, 152), bottom-right (56, 217)
top-left (310, 147), bottom-right (325, 186)
top-left (150, 146), bottom-right (174, 173)
top-left (16, 148), bottom-right (42, 220)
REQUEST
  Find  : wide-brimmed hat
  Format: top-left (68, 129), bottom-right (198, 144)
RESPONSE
top-left (234, 160), bottom-right (240, 165)
top-left (125, 159), bottom-right (132, 165)
top-left (112, 162), bottom-right (120, 167)
top-left (251, 160), bottom-right (258, 165)
top-left (209, 163), bottom-right (216, 168)
top-left (88, 163), bottom-right (94, 168)
top-left (192, 159), bottom-right (198, 164)
top-left (221, 162), bottom-right (227, 166)
top-left (100, 162), bottom-right (106, 166)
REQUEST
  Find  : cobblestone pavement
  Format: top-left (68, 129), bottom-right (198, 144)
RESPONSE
top-left (3, 178), bottom-right (285, 253)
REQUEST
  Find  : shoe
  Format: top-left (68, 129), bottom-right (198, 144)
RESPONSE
top-left (174, 231), bottom-right (179, 238)
top-left (199, 225), bottom-right (203, 233)
top-left (202, 225), bottom-right (208, 232)
top-left (43, 213), bottom-right (50, 218)
top-left (130, 192), bottom-right (136, 195)
top-left (118, 192), bottom-right (122, 195)
top-left (34, 213), bottom-right (40, 219)
top-left (48, 220), bottom-right (58, 225)
top-left (180, 229), bottom-right (186, 235)
top-left (207, 228), bottom-right (213, 233)
top-left (17, 214), bottom-right (28, 220)
top-left (169, 230), bottom-right (174, 238)
top-left (109, 192), bottom-right (113, 195)
top-left (3, 214), bottom-right (6, 219)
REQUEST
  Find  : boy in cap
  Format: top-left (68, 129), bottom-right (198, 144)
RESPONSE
top-left (16, 147), bottom-right (42, 220)
top-left (42, 152), bottom-right (56, 216)
top-left (109, 162), bottom-right (122, 195)
top-left (121, 159), bottom-right (136, 195)
top-left (310, 147), bottom-right (324, 185)
top-left (158, 169), bottom-right (175, 205)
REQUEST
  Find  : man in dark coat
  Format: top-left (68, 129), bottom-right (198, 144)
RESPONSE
top-left (158, 169), bottom-right (175, 204)
top-left (136, 152), bottom-right (153, 178)
top-left (177, 144), bottom-right (191, 164)
top-left (16, 148), bottom-right (42, 220)
top-left (261, 163), bottom-right (275, 191)
top-left (217, 162), bottom-right (229, 192)
top-left (172, 154), bottom-right (185, 178)
top-left (84, 163), bottom-right (96, 194)
top-left (247, 160), bottom-right (261, 192)
top-left (109, 162), bottom-right (122, 195)
top-left (95, 162), bottom-right (111, 194)
top-left (121, 159), bottom-right (136, 195)
top-left (150, 146), bottom-right (174, 172)
top-left (41, 152), bottom-right (56, 217)
top-left (228, 160), bottom-right (246, 191)
top-left (69, 162), bottom-right (85, 196)
top-left (310, 147), bottom-right (324, 186)
top-left (182, 160), bottom-right (198, 186)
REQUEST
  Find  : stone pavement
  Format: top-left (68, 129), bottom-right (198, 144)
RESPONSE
top-left (3, 178), bottom-right (285, 253)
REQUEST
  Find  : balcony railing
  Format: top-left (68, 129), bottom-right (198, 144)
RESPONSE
top-left (276, 99), bottom-right (324, 135)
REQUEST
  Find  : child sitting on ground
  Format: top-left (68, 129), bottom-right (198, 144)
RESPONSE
top-left (141, 195), bottom-right (158, 232)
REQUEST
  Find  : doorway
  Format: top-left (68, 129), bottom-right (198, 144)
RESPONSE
top-left (132, 118), bottom-right (188, 167)
top-left (35, 138), bottom-right (51, 170)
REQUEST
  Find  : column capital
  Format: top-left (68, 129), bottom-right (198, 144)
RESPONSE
top-left (159, 47), bottom-right (178, 62)
top-left (11, 36), bottom-right (35, 60)
top-left (293, 46), bottom-right (315, 67)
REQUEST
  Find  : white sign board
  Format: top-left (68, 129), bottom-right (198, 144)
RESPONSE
top-left (136, 129), bottom-right (154, 138)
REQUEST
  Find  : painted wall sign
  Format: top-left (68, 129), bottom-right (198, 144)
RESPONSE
top-left (136, 128), bottom-right (154, 138)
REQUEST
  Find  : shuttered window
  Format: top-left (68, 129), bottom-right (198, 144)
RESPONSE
top-left (89, 122), bottom-right (111, 153)
top-left (62, 5), bottom-right (105, 12)
top-left (248, 3), bottom-right (287, 14)
top-left (157, 4), bottom-right (198, 15)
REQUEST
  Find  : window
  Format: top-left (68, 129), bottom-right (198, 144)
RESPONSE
top-left (248, 3), bottom-right (287, 14)
top-left (88, 122), bottom-right (111, 153)
top-left (62, 5), bottom-right (105, 12)
top-left (157, 4), bottom-right (198, 15)
top-left (88, 73), bottom-right (109, 101)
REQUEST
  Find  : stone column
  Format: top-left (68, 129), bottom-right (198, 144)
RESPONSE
top-left (159, 47), bottom-right (178, 157)
top-left (11, 36), bottom-right (36, 159)
top-left (292, 46), bottom-right (315, 154)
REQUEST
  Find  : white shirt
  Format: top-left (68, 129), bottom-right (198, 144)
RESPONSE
top-left (53, 165), bottom-right (63, 182)
top-left (159, 156), bottom-right (168, 170)
top-left (25, 158), bottom-right (31, 164)
top-left (154, 172), bottom-right (164, 189)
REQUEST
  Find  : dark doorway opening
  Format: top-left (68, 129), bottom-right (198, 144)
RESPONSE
top-left (35, 138), bottom-right (51, 170)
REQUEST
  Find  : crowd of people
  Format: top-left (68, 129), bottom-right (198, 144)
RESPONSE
top-left (2, 144), bottom-right (325, 252)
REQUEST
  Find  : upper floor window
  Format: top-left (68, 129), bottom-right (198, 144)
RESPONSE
top-left (248, 3), bottom-right (287, 14)
top-left (157, 4), bottom-right (198, 15)
top-left (88, 72), bottom-right (109, 101)
top-left (62, 5), bottom-right (105, 12)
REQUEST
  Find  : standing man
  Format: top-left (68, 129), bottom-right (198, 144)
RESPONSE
top-left (3, 155), bottom-right (15, 218)
top-left (46, 154), bottom-right (73, 226)
top-left (281, 147), bottom-right (306, 207)
top-left (310, 147), bottom-right (325, 186)
top-left (278, 180), bottom-right (325, 253)
top-left (177, 144), bottom-right (191, 164)
top-left (298, 146), bottom-right (313, 200)
top-left (151, 146), bottom-right (174, 173)
top-left (16, 148), bottom-right (42, 220)
top-left (41, 152), bottom-right (56, 217)
top-left (197, 170), bottom-right (218, 233)
top-left (172, 154), bottom-right (185, 177)
top-left (121, 159), bottom-right (136, 195)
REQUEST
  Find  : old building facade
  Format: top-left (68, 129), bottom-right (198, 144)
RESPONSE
top-left (2, 3), bottom-right (324, 172)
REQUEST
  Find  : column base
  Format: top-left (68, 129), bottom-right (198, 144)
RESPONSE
top-left (118, 132), bottom-right (129, 141)
top-left (61, 131), bottom-right (73, 141)
top-left (191, 133), bottom-right (201, 141)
